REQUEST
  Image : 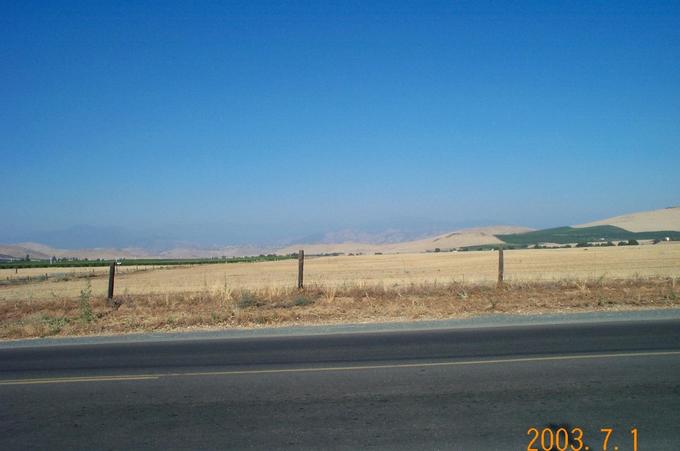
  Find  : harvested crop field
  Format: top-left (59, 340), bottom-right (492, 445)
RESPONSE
top-left (1, 244), bottom-right (679, 302)
top-left (1, 244), bottom-right (679, 339)
top-left (0, 265), bottom-right (162, 284)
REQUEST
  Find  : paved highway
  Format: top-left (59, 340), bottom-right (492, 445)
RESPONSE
top-left (2, 319), bottom-right (680, 449)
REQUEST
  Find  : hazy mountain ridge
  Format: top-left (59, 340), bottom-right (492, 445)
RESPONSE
top-left (0, 243), bottom-right (278, 261)
top-left (1, 207), bottom-right (678, 260)
top-left (277, 225), bottom-right (533, 255)
top-left (273, 207), bottom-right (680, 255)
top-left (294, 228), bottom-right (446, 246)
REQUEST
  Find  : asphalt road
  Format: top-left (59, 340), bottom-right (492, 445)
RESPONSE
top-left (2, 319), bottom-right (680, 450)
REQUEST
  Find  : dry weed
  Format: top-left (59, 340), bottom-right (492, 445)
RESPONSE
top-left (1, 277), bottom-right (679, 340)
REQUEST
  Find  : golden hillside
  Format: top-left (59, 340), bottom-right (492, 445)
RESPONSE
top-left (574, 206), bottom-right (680, 232)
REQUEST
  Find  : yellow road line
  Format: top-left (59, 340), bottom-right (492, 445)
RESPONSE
top-left (0, 375), bottom-right (158, 385)
top-left (2, 350), bottom-right (679, 386)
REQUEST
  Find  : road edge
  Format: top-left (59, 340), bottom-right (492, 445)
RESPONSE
top-left (2, 308), bottom-right (680, 349)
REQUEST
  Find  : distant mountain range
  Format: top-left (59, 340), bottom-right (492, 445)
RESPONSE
top-left (276, 225), bottom-right (533, 255)
top-left (1, 207), bottom-right (678, 260)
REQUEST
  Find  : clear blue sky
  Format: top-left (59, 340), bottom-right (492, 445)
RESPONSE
top-left (2, 1), bottom-right (679, 246)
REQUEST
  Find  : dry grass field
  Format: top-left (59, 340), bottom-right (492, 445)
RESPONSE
top-left (0, 265), bottom-right (161, 281)
top-left (1, 243), bottom-right (678, 302)
top-left (1, 243), bottom-right (679, 339)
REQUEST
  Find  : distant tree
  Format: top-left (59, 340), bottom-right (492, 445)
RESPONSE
top-left (628, 239), bottom-right (639, 246)
top-left (434, 248), bottom-right (441, 253)
top-left (25, 254), bottom-right (30, 261)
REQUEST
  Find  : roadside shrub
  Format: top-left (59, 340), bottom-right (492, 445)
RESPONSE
top-left (79, 281), bottom-right (93, 323)
top-left (293, 295), bottom-right (314, 307)
top-left (237, 291), bottom-right (258, 309)
top-left (41, 315), bottom-right (70, 335)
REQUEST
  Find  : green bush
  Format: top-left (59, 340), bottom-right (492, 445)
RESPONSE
top-left (41, 315), bottom-right (70, 334)
top-left (237, 291), bottom-right (258, 309)
top-left (293, 296), bottom-right (314, 307)
top-left (79, 281), bottom-right (93, 323)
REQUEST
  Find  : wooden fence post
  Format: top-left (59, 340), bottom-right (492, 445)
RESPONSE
top-left (297, 250), bottom-right (304, 289)
top-left (108, 262), bottom-right (116, 300)
top-left (497, 246), bottom-right (504, 288)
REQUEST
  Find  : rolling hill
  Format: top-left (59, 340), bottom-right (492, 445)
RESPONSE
top-left (497, 207), bottom-right (680, 246)
top-left (0, 244), bottom-right (52, 261)
top-left (279, 207), bottom-right (680, 254)
top-left (0, 243), bottom-right (274, 261)
top-left (574, 206), bottom-right (680, 232)
top-left (496, 225), bottom-right (680, 247)
top-left (0, 243), bottom-right (152, 261)
top-left (2, 207), bottom-right (678, 260)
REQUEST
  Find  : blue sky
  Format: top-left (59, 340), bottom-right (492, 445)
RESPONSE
top-left (2, 1), bottom-right (679, 247)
